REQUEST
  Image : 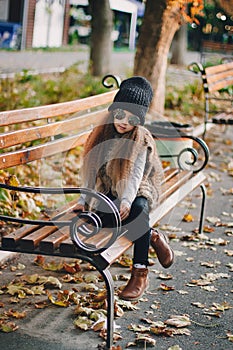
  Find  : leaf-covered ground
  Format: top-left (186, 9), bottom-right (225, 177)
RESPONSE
top-left (0, 124), bottom-right (232, 349)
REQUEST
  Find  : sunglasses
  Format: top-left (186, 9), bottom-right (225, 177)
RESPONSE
top-left (112, 109), bottom-right (141, 126)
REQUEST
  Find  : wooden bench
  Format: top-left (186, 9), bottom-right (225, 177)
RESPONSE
top-left (200, 40), bottom-right (233, 64)
top-left (188, 60), bottom-right (233, 138)
top-left (0, 75), bottom-right (209, 349)
top-left (201, 40), bottom-right (233, 54)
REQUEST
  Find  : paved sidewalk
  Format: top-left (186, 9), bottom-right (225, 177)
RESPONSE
top-left (0, 46), bottom-right (201, 83)
top-left (0, 46), bottom-right (132, 76)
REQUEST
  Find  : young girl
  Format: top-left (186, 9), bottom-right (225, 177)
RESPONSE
top-left (75, 76), bottom-right (174, 301)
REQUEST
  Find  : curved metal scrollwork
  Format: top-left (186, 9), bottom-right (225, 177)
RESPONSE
top-left (176, 135), bottom-right (209, 173)
top-left (102, 74), bottom-right (121, 89)
top-left (146, 124), bottom-right (210, 173)
top-left (70, 191), bottom-right (121, 253)
top-left (188, 62), bottom-right (205, 75)
top-left (177, 146), bottom-right (199, 171)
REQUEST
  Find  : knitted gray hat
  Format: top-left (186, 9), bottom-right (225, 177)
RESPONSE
top-left (108, 76), bottom-right (153, 125)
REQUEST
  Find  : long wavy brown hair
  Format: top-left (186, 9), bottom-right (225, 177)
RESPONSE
top-left (81, 112), bottom-right (147, 192)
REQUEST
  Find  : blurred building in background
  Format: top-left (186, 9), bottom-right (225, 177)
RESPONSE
top-left (63, 0), bottom-right (145, 50)
top-left (0, 0), bottom-right (144, 50)
top-left (0, 0), bottom-right (70, 49)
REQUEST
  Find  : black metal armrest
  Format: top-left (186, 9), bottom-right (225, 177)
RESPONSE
top-left (0, 184), bottom-right (121, 253)
top-left (145, 122), bottom-right (209, 174)
top-left (156, 134), bottom-right (209, 173)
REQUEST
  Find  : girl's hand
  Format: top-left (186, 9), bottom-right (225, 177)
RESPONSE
top-left (72, 204), bottom-right (85, 213)
top-left (120, 202), bottom-right (131, 221)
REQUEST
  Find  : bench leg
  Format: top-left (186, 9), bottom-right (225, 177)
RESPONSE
top-left (99, 268), bottom-right (115, 350)
top-left (198, 184), bottom-right (207, 234)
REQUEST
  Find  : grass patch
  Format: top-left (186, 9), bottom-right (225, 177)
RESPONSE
top-left (0, 64), bottom-right (108, 111)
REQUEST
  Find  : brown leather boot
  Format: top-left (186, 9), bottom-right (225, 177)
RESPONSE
top-left (119, 267), bottom-right (149, 301)
top-left (150, 229), bottom-right (174, 268)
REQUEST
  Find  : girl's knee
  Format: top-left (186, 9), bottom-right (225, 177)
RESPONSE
top-left (131, 197), bottom-right (149, 216)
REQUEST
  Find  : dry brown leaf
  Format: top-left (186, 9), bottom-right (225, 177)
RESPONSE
top-left (159, 283), bottom-right (175, 291)
top-left (0, 320), bottom-right (18, 333)
top-left (158, 272), bottom-right (173, 280)
top-left (165, 314), bottom-right (191, 328)
top-left (182, 213), bottom-right (194, 222)
top-left (226, 331), bottom-right (233, 342)
top-left (225, 249), bottom-right (233, 256)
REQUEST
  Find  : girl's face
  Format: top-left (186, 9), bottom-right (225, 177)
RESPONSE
top-left (113, 109), bottom-right (140, 134)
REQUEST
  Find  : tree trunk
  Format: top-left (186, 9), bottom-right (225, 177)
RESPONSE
top-left (134, 0), bottom-right (181, 116)
top-left (170, 25), bottom-right (187, 65)
top-left (89, 0), bottom-right (113, 76)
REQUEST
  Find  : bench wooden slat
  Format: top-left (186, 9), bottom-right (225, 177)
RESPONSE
top-left (149, 172), bottom-right (206, 226)
top-left (100, 236), bottom-right (133, 266)
top-left (19, 212), bottom-right (76, 251)
top-left (1, 199), bottom-right (78, 249)
top-left (205, 62), bottom-right (233, 92)
top-left (0, 91), bottom-right (116, 126)
top-left (1, 224), bottom-right (39, 249)
top-left (19, 225), bottom-right (58, 251)
top-left (40, 227), bottom-right (113, 254)
top-left (208, 78), bottom-right (233, 92)
top-left (0, 110), bottom-right (105, 150)
top-left (59, 237), bottom-right (77, 254)
top-left (39, 227), bottom-right (70, 253)
top-left (59, 229), bottom-right (125, 256)
top-left (161, 168), bottom-right (179, 183)
top-left (202, 41), bottom-right (233, 53)
top-left (160, 171), bottom-right (192, 201)
top-left (212, 112), bottom-right (233, 124)
top-left (205, 62), bottom-right (233, 74)
top-left (206, 70), bottom-right (233, 82)
top-left (0, 132), bottom-right (89, 169)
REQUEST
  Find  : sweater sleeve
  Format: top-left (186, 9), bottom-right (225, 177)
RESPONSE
top-left (121, 149), bottom-right (147, 207)
top-left (77, 177), bottom-right (91, 206)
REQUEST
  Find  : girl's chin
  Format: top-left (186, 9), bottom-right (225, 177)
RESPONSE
top-left (116, 125), bottom-right (129, 133)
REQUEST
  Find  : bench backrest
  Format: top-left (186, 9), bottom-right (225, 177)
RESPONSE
top-left (0, 90), bottom-right (117, 170)
top-left (202, 40), bottom-right (233, 54)
top-left (201, 61), bottom-right (233, 93)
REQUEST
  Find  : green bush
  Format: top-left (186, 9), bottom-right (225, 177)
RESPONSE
top-left (0, 65), bottom-right (108, 112)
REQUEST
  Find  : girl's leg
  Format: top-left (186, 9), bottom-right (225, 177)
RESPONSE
top-left (119, 197), bottom-right (151, 301)
top-left (123, 196), bottom-right (151, 266)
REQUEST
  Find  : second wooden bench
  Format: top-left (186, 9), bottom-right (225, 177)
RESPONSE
top-left (188, 60), bottom-right (233, 138)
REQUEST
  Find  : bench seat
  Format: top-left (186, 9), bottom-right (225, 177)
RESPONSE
top-left (1, 168), bottom-right (205, 263)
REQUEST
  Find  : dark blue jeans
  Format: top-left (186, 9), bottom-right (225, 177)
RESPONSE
top-left (102, 193), bottom-right (151, 266)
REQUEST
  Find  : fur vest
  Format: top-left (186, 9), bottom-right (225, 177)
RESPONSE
top-left (85, 125), bottom-right (164, 211)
